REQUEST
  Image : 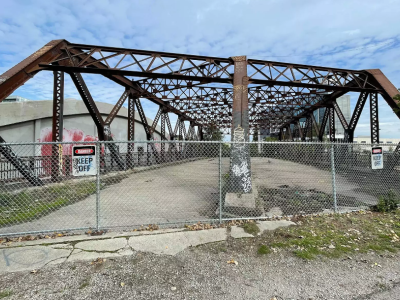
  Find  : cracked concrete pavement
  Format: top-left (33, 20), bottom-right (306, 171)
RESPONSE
top-left (0, 220), bottom-right (294, 273)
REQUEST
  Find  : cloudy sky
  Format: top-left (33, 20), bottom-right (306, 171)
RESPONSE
top-left (1, 0), bottom-right (399, 138)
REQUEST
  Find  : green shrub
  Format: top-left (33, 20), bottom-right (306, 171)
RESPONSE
top-left (375, 190), bottom-right (400, 212)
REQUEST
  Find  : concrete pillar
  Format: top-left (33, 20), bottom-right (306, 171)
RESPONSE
top-left (229, 55), bottom-right (252, 194)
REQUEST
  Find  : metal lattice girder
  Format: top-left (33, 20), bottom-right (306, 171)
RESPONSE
top-left (151, 107), bottom-right (162, 134)
top-left (40, 42), bottom-right (383, 92)
top-left (2, 39), bottom-right (400, 143)
top-left (319, 108), bottom-right (329, 141)
top-left (329, 107), bottom-right (336, 142)
top-left (370, 92), bottom-right (379, 144)
top-left (0, 136), bottom-right (43, 186)
top-left (349, 92), bottom-right (368, 131)
top-left (165, 113), bottom-right (174, 139)
top-left (127, 94), bottom-right (135, 169)
top-left (161, 110), bottom-right (166, 156)
top-left (105, 89), bottom-right (130, 125)
top-left (332, 100), bottom-right (349, 130)
top-left (134, 98), bottom-right (159, 159)
top-left (59, 46), bottom-right (199, 125)
top-left (69, 72), bottom-right (105, 139)
top-left (135, 98), bottom-right (151, 140)
top-left (310, 113), bottom-right (320, 139)
top-left (51, 71), bottom-right (64, 180)
top-left (69, 72), bottom-right (125, 169)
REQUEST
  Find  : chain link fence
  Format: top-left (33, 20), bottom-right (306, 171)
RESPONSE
top-left (0, 140), bottom-right (398, 236)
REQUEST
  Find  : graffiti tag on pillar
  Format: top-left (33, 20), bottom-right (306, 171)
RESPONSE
top-left (232, 125), bottom-right (252, 193)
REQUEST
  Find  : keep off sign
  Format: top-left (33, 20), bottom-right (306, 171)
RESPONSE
top-left (371, 147), bottom-right (383, 170)
top-left (72, 146), bottom-right (97, 176)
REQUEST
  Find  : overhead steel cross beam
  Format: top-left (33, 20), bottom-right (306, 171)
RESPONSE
top-left (57, 46), bottom-right (199, 125)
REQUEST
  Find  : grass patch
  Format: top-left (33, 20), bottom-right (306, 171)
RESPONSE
top-left (257, 245), bottom-right (271, 255)
top-left (243, 222), bottom-right (260, 236)
top-left (0, 290), bottom-right (13, 298)
top-left (0, 181), bottom-right (97, 227)
top-left (79, 278), bottom-right (90, 289)
top-left (266, 210), bottom-right (400, 259)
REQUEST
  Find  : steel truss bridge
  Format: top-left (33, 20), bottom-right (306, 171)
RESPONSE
top-left (0, 39), bottom-right (399, 186)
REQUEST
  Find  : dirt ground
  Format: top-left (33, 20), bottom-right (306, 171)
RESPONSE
top-left (0, 245), bottom-right (399, 300)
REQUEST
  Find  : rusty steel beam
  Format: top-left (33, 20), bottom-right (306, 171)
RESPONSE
top-left (69, 72), bottom-right (105, 139)
top-left (311, 113), bottom-right (320, 139)
top-left (127, 94), bottom-right (135, 169)
top-left (0, 40), bottom-right (66, 102)
top-left (0, 136), bottom-right (43, 186)
top-left (51, 71), bottom-right (64, 180)
top-left (349, 92), bottom-right (368, 131)
top-left (2, 39), bottom-right (400, 147)
top-left (328, 107), bottom-right (336, 142)
top-left (332, 100), bottom-right (349, 130)
top-left (104, 89), bottom-right (130, 125)
top-left (370, 92), bottom-right (379, 145)
top-left (319, 108), bottom-right (329, 141)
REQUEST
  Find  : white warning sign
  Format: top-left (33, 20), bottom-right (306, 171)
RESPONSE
top-left (371, 147), bottom-right (383, 170)
top-left (72, 145), bottom-right (97, 176)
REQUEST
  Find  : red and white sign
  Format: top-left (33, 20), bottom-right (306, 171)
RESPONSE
top-left (75, 148), bottom-right (94, 155)
top-left (371, 147), bottom-right (383, 170)
top-left (72, 145), bottom-right (97, 176)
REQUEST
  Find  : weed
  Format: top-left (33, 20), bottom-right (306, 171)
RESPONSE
top-left (257, 245), bottom-right (271, 255)
top-left (243, 222), bottom-right (260, 236)
top-left (374, 190), bottom-right (400, 212)
top-left (0, 290), bottom-right (13, 298)
top-left (79, 278), bottom-right (90, 289)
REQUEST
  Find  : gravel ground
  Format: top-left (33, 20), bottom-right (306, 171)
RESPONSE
top-left (0, 242), bottom-right (399, 300)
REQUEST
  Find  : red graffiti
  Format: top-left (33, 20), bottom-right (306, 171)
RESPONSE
top-left (39, 128), bottom-right (104, 175)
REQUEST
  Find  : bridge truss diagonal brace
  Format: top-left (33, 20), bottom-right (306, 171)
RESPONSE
top-left (319, 108), bottom-right (329, 141)
top-left (134, 98), bottom-right (159, 161)
top-left (69, 72), bottom-right (105, 139)
top-left (105, 89), bottom-right (130, 125)
top-left (311, 114), bottom-right (320, 140)
top-left (0, 136), bottom-right (44, 186)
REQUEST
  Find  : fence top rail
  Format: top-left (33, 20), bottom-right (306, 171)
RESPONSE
top-left (0, 140), bottom-right (397, 146)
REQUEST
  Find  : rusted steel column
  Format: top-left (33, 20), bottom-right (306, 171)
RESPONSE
top-left (160, 109), bottom-right (166, 161)
top-left (231, 55), bottom-right (249, 140)
top-left (329, 107), bottom-right (336, 142)
top-left (127, 94), bottom-right (135, 169)
top-left (51, 70), bottom-right (64, 180)
top-left (370, 93), bottom-right (379, 145)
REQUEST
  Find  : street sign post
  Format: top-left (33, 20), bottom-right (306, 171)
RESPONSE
top-left (72, 145), bottom-right (97, 176)
top-left (371, 146), bottom-right (383, 170)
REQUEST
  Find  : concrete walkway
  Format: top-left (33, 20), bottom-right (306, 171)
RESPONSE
top-left (0, 220), bottom-right (294, 273)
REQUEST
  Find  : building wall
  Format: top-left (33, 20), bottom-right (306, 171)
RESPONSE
top-left (0, 99), bottom-right (162, 156)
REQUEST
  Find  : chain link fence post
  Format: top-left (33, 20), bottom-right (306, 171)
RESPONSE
top-left (330, 143), bottom-right (338, 213)
top-left (96, 142), bottom-right (101, 230)
top-left (219, 142), bottom-right (222, 224)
